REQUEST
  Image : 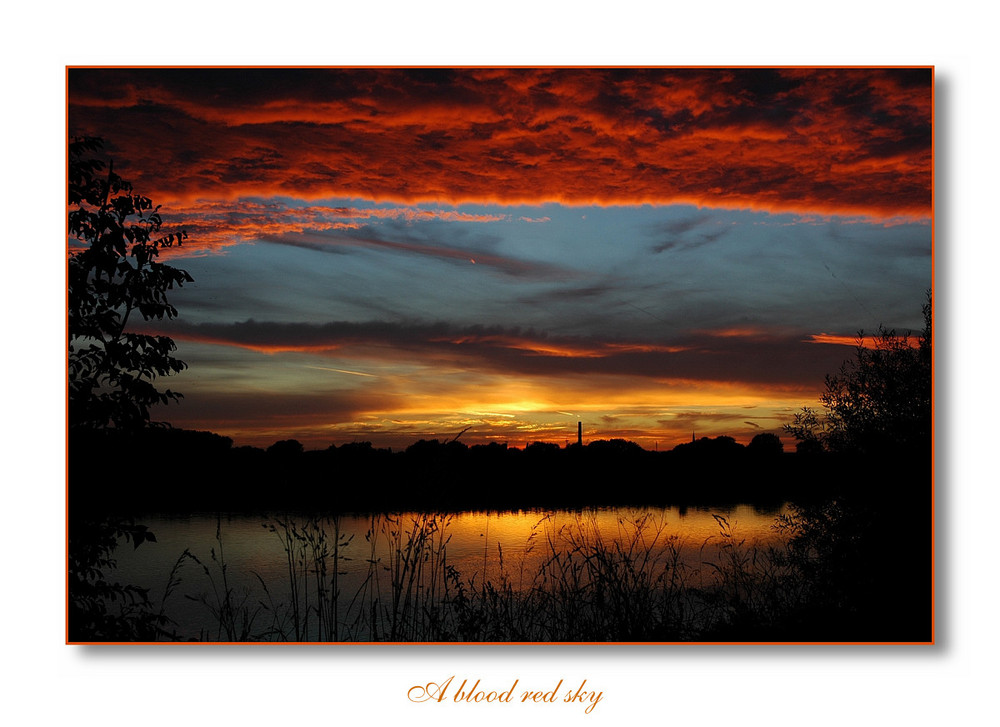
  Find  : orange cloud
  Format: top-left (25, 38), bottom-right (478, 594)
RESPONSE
top-left (438, 332), bottom-right (690, 358)
top-left (807, 333), bottom-right (920, 349)
top-left (69, 68), bottom-right (932, 220)
top-left (808, 333), bottom-right (863, 347)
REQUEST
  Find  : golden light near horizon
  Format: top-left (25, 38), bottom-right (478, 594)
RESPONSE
top-left (165, 354), bottom-right (819, 449)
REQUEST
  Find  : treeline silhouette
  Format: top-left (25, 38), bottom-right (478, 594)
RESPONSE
top-left (69, 426), bottom-right (925, 517)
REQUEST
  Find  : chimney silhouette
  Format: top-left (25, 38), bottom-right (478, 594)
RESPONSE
top-left (577, 421), bottom-right (583, 446)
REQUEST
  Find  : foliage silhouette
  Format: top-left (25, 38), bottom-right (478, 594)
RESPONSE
top-left (67, 517), bottom-right (172, 641)
top-left (784, 293), bottom-right (932, 456)
top-left (775, 295), bottom-right (933, 640)
top-left (67, 138), bottom-right (194, 642)
top-left (267, 439), bottom-right (305, 457)
top-left (68, 136), bottom-right (193, 430)
top-left (747, 432), bottom-right (783, 457)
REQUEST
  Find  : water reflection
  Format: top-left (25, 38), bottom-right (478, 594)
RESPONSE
top-left (112, 504), bottom-right (790, 641)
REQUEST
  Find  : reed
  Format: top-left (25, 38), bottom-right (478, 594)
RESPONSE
top-left (173, 509), bottom-right (811, 642)
top-left (349, 513), bottom-right (457, 640)
top-left (182, 517), bottom-right (269, 641)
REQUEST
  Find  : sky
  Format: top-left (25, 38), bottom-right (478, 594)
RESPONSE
top-left (67, 67), bottom-right (933, 450)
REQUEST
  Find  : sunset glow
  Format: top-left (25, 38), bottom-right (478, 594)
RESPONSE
top-left (68, 67), bottom-right (933, 450)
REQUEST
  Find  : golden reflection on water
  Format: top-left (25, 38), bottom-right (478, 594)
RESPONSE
top-left (119, 504), bottom-right (790, 586)
top-left (433, 505), bottom-right (790, 582)
top-left (444, 505), bottom-right (788, 555)
top-left (112, 504), bottom-right (790, 639)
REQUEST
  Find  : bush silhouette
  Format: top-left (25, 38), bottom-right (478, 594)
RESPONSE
top-left (785, 293), bottom-right (931, 457)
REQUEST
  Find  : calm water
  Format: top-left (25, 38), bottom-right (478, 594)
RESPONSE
top-left (111, 504), bottom-right (790, 640)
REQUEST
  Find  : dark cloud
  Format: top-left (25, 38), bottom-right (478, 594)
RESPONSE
top-left (516, 283), bottom-right (617, 306)
top-left (152, 318), bottom-right (850, 388)
top-left (258, 228), bottom-right (576, 279)
top-left (650, 217), bottom-right (730, 254)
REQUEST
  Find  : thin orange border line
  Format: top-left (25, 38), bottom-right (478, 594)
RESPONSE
top-left (65, 64), bottom-right (72, 646)
top-left (67, 64), bottom-right (932, 69)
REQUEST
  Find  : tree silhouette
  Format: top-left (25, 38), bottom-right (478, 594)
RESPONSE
top-left (785, 294), bottom-right (932, 456)
top-left (747, 432), bottom-right (783, 456)
top-left (68, 137), bottom-right (193, 430)
top-left (68, 138), bottom-right (196, 641)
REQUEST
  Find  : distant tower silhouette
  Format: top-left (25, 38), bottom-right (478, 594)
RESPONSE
top-left (578, 421), bottom-right (583, 446)
top-left (692, 431), bottom-right (696, 443)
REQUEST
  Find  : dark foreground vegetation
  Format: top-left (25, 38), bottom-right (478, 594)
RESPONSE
top-left (68, 433), bottom-right (930, 643)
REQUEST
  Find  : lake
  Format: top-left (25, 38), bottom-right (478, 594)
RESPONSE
top-left (110, 503), bottom-right (792, 641)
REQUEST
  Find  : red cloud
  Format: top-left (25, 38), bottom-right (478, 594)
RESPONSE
top-left (68, 68), bottom-right (932, 220)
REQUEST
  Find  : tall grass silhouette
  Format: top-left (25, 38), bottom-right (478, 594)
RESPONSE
top-left (153, 511), bottom-right (815, 641)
